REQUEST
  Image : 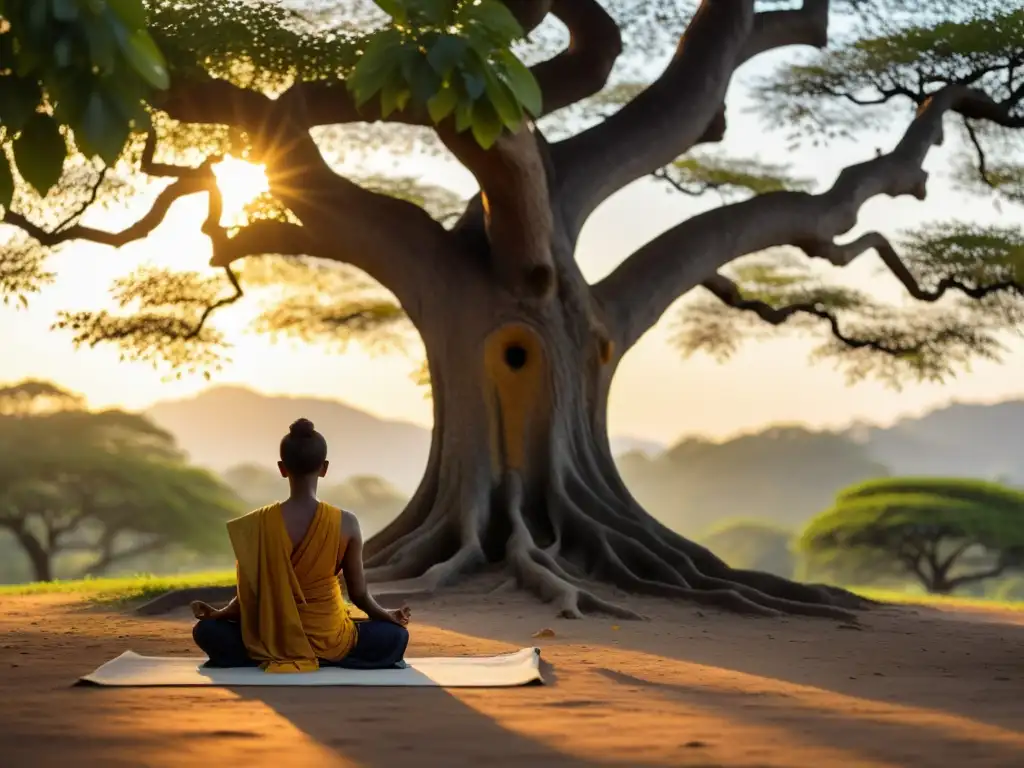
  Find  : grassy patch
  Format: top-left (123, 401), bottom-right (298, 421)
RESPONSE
top-left (0, 571), bottom-right (234, 605)
top-left (855, 587), bottom-right (1024, 612)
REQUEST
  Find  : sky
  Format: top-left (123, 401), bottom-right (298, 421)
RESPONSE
top-left (2, 30), bottom-right (1023, 447)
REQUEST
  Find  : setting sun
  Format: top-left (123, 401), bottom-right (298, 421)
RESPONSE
top-left (212, 156), bottom-right (270, 214)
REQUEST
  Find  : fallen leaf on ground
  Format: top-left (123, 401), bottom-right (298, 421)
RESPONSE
top-left (533, 628), bottom-right (556, 639)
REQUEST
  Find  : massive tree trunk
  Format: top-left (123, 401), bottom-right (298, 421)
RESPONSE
top-left (359, 236), bottom-right (868, 621)
top-left (15, 530), bottom-right (53, 583)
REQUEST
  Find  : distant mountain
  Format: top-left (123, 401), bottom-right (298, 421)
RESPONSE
top-left (146, 386), bottom-right (668, 493)
top-left (147, 387), bottom-right (432, 492)
top-left (620, 398), bottom-right (1024, 537)
top-left (609, 435), bottom-right (666, 457)
top-left (847, 399), bottom-right (1024, 484)
top-left (620, 427), bottom-right (890, 536)
top-left (146, 387), bottom-right (1024, 534)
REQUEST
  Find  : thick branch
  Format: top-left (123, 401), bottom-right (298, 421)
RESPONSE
top-left (158, 76), bottom-right (456, 313)
top-left (530, 0), bottom-right (622, 117)
top-left (692, 2), bottom-right (832, 148)
top-left (210, 221), bottom-right (316, 267)
top-left (552, 1), bottom-right (757, 236)
top-left (440, 127), bottom-right (555, 298)
top-left (595, 85), bottom-right (1014, 351)
top-left (741, 1), bottom-right (829, 62)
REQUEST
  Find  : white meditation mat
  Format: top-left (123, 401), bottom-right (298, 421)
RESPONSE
top-left (79, 647), bottom-right (544, 688)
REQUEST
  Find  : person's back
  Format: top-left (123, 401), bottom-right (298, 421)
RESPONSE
top-left (190, 418), bottom-right (411, 672)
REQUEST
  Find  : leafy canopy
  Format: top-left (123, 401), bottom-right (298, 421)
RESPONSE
top-left (0, 1), bottom-right (1022, 393)
top-left (0, 0), bottom-right (169, 205)
top-left (0, 380), bottom-right (243, 576)
top-left (799, 477), bottom-right (1024, 591)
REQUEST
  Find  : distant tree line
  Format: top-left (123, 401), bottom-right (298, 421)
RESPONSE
top-left (704, 477), bottom-right (1024, 597)
top-left (0, 381), bottom-right (242, 582)
top-left (0, 380), bottom-right (413, 585)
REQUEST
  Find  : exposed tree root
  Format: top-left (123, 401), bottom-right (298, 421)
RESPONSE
top-left (141, 444), bottom-right (871, 623)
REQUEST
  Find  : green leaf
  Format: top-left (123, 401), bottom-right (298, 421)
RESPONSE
top-left (48, 72), bottom-right (91, 125)
top-left (407, 55), bottom-right (441, 104)
top-left (372, 0), bottom-right (407, 23)
top-left (0, 77), bottom-right (43, 134)
top-left (482, 64), bottom-right (522, 131)
top-left (12, 114), bottom-right (67, 196)
top-left (409, 0), bottom-right (455, 25)
top-left (426, 35), bottom-right (467, 78)
top-left (118, 28), bottom-right (171, 90)
top-left (0, 155), bottom-right (14, 211)
top-left (459, 0), bottom-right (524, 42)
top-left (348, 28), bottom-right (404, 107)
top-left (51, 0), bottom-right (80, 22)
top-left (54, 36), bottom-right (74, 68)
top-left (461, 69), bottom-right (486, 100)
top-left (77, 90), bottom-right (131, 164)
top-left (470, 100), bottom-right (503, 149)
top-left (106, 0), bottom-right (148, 30)
top-left (379, 76), bottom-right (411, 118)
top-left (497, 53), bottom-right (542, 117)
top-left (454, 99), bottom-right (473, 133)
top-left (27, 2), bottom-right (49, 33)
top-left (426, 85), bottom-right (458, 123)
top-left (82, 16), bottom-right (117, 73)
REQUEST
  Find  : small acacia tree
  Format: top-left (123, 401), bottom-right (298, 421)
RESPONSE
top-left (2, 1), bottom-right (1024, 618)
top-left (799, 478), bottom-right (1024, 594)
top-left (0, 381), bottom-right (242, 581)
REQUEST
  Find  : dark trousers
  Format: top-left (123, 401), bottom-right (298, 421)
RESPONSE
top-left (193, 618), bottom-right (410, 670)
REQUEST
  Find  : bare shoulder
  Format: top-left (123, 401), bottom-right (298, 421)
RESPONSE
top-left (340, 509), bottom-right (362, 540)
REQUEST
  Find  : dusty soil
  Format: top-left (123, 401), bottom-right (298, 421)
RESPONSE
top-left (1, 584), bottom-right (1022, 767)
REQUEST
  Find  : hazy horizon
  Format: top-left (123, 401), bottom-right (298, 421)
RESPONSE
top-left (3, 42), bottom-right (1023, 446)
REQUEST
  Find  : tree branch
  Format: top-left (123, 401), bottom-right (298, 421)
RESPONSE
top-left (595, 85), bottom-right (1018, 351)
top-left (81, 536), bottom-right (170, 577)
top-left (552, 0), bottom-right (756, 236)
top-left (945, 562), bottom-right (1007, 592)
top-left (157, 76), bottom-right (457, 315)
top-left (937, 540), bottom-right (975, 574)
top-left (553, 1), bottom-right (831, 238)
top-left (699, 274), bottom-right (908, 355)
top-left (3, 175), bottom-right (212, 249)
top-left (529, 0), bottom-right (622, 117)
top-left (439, 126), bottom-right (555, 298)
top-left (210, 221), bottom-right (316, 267)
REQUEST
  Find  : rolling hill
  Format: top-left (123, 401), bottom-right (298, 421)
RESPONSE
top-left (146, 387), bottom-right (1024, 535)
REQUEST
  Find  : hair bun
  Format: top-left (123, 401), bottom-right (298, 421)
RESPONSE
top-left (289, 418), bottom-right (316, 437)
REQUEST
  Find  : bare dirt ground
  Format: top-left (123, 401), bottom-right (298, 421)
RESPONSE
top-left (1, 583), bottom-right (1022, 767)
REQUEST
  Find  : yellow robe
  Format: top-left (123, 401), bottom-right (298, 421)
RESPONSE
top-left (226, 502), bottom-right (357, 673)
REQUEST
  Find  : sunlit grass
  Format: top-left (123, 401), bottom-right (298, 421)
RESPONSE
top-left (854, 587), bottom-right (1024, 612)
top-left (0, 570), bottom-right (235, 604)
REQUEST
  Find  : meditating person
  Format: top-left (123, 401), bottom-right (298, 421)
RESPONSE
top-left (190, 417), bottom-right (411, 672)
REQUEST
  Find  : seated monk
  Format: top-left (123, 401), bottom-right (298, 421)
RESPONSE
top-left (190, 417), bottom-right (411, 672)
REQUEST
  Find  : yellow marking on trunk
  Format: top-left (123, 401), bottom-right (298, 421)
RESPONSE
top-left (483, 323), bottom-right (548, 472)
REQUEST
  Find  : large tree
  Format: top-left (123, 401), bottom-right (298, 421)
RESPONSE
top-left (0, 381), bottom-right (242, 582)
top-left (2, 0), bottom-right (1023, 619)
top-left (799, 478), bottom-right (1024, 594)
